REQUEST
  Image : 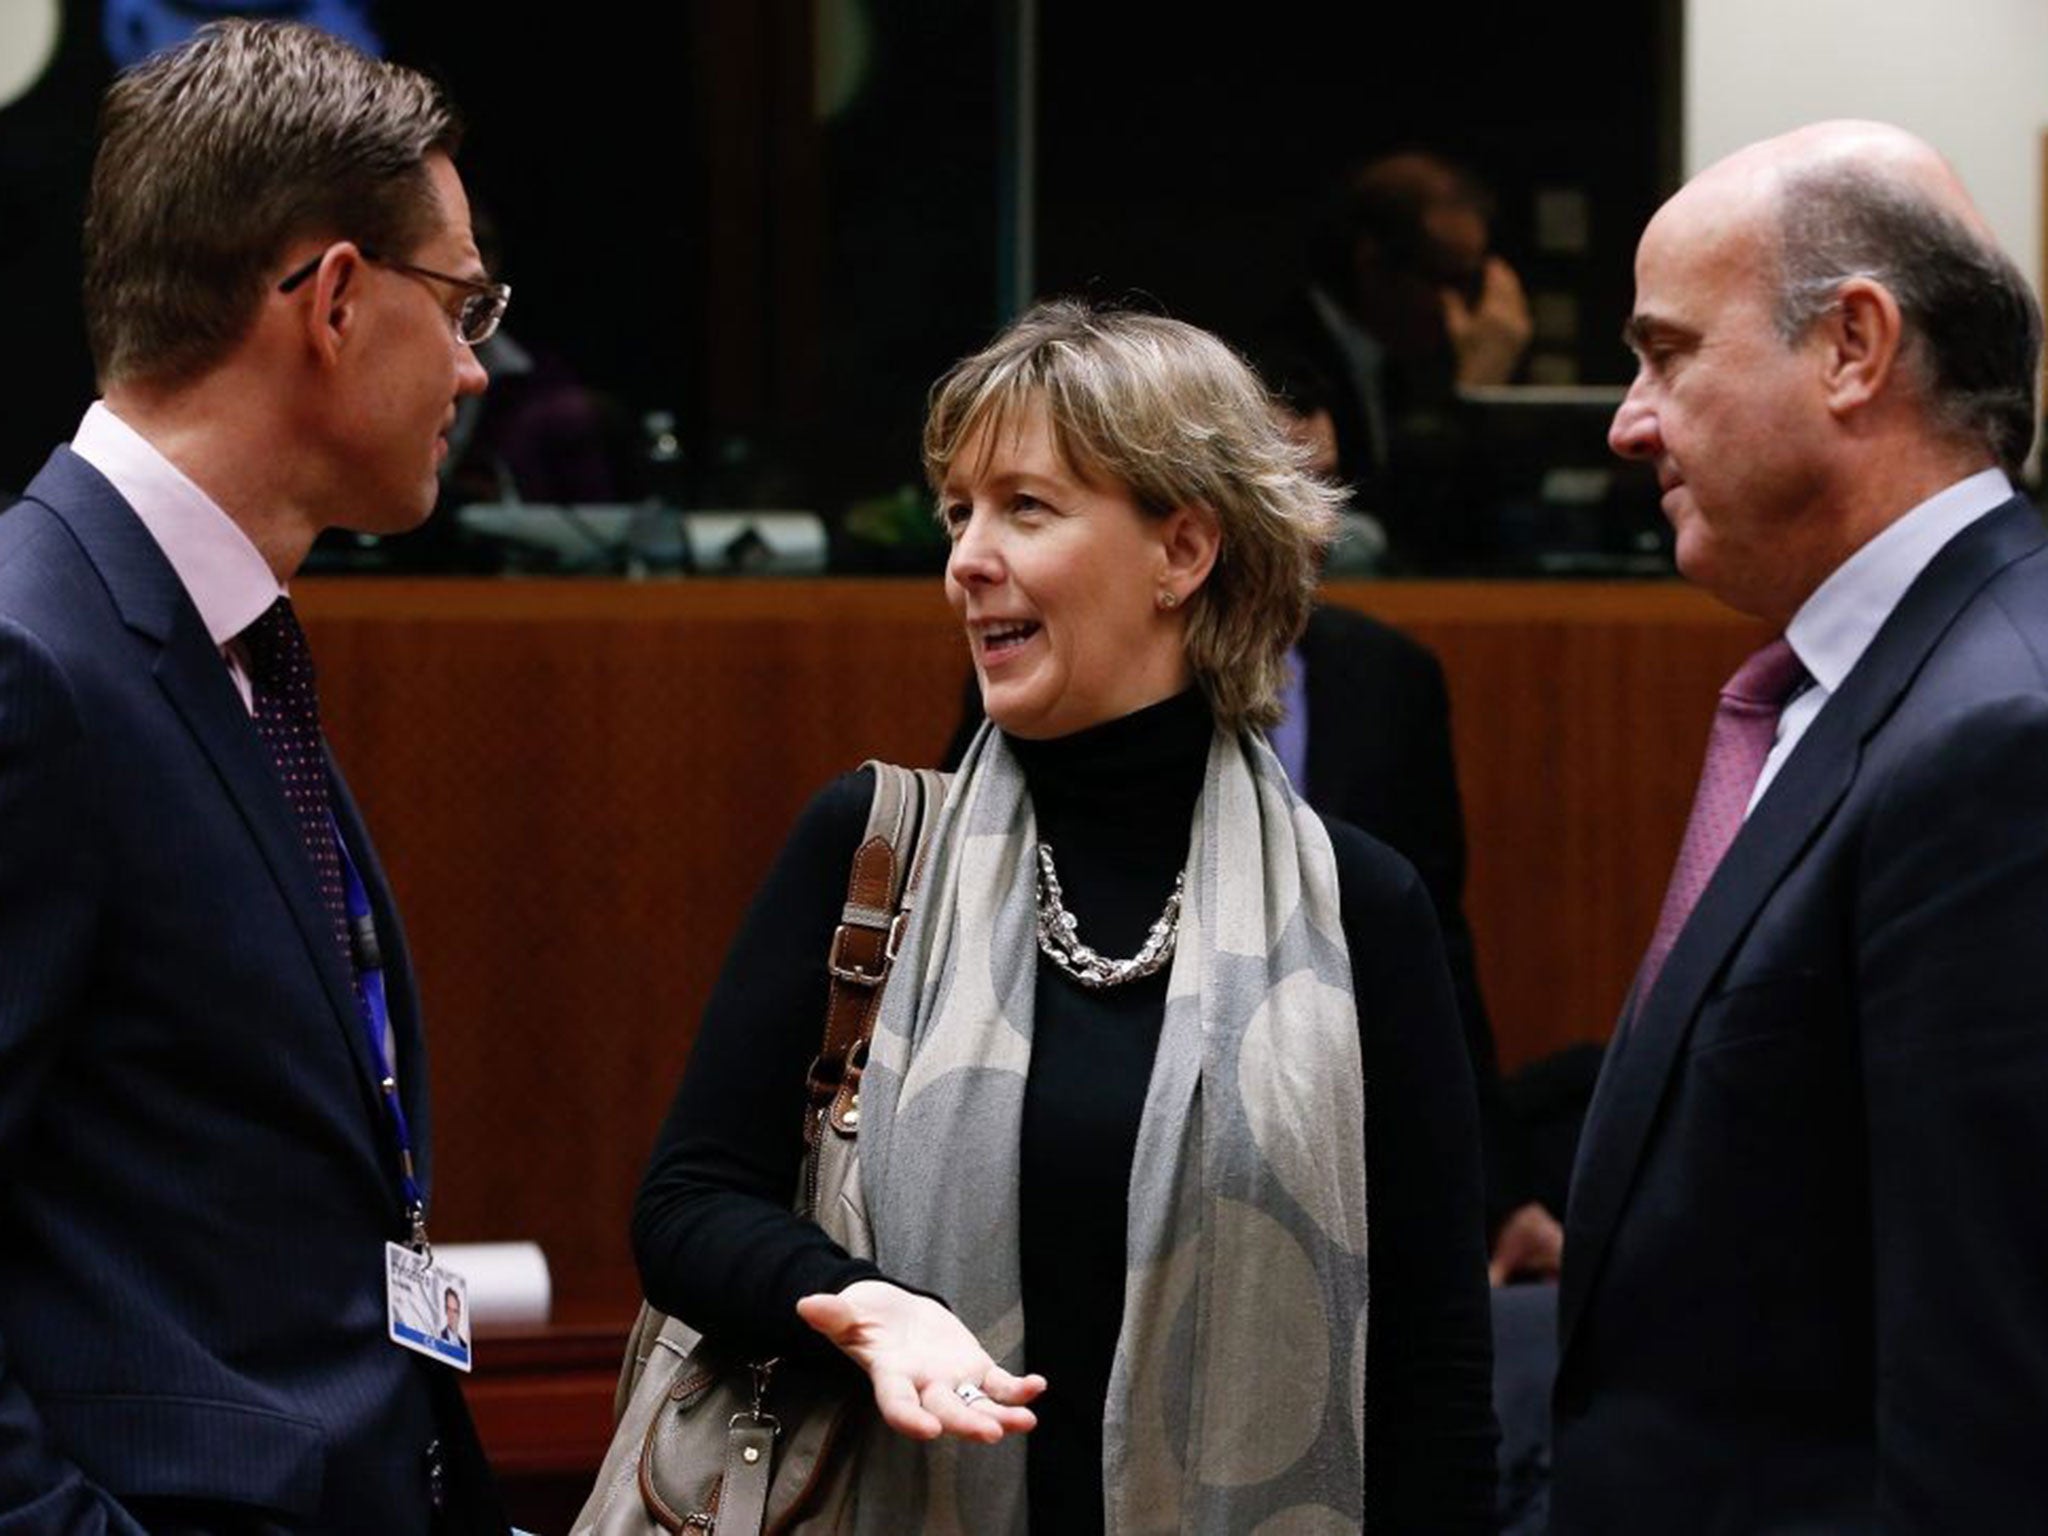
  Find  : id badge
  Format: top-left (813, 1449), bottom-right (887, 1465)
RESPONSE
top-left (386, 1241), bottom-right (473, 1373)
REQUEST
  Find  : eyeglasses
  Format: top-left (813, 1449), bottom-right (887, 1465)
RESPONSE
top-left (277, 245), bottom-right (511, 347)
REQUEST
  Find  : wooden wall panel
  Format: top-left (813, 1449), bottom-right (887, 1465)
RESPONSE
top-left (305, 581), bottom-right (968, 1286)
top-left (1330, 583), bottom-right (1765, 1067)
top-left (299, 578), bottom-right (1761, 1297)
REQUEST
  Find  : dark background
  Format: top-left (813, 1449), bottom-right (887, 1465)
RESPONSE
top-left (0, 0), bottom-right (1677, 518)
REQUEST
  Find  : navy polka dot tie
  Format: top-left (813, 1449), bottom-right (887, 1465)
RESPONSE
top-left (241, 597), bottom-right (352, 975)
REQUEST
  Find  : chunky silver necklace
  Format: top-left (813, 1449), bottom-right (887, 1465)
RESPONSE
top-left (1034, 843), bottom-right (1185, 989)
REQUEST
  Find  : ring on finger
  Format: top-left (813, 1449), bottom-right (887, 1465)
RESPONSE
top-left (954, 1380), bottom-right (991, 1407)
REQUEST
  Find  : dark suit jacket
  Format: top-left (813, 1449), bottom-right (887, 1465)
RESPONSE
top-left (1297, 603), bottom-right (1527, 1222)
top-left (944, 602), bottom-right (1530, 1223)
top-left (0, 449), bottom-right (496, 1534)
top-left (1554, 496), bottom-right (2048, 1532)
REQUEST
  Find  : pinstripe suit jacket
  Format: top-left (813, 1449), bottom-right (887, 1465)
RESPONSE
top-left (0, 448), bottom-right (475, 1534)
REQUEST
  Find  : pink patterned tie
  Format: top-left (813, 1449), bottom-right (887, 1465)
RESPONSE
top-left (241, 596), bottom-right (351, 974)
top-left (1634, 637), bottom-right (1806, 1015)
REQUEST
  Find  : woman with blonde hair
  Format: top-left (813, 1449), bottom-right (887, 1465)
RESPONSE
top-left (635, 299), bottom-right (1495, 1531)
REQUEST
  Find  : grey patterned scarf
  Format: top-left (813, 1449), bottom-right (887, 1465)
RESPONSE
top-left (853, 720), bottom-right (1368, 1534)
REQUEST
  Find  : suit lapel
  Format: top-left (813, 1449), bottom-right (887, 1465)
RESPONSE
top-left (23, 449), bottom-right (388, 1118)
top-left (1560, 710), bottom-right (1858, 1352)
top-left (1561, 497), bottom-right (2048, 1356)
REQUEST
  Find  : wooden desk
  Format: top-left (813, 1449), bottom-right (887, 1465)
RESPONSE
top-left (466, 1314), bottom-right (631, 1529)
top-left (468, 1318), bottom-right (628, 1479)
top-left (463, 1265), bottom-right (640, 1527)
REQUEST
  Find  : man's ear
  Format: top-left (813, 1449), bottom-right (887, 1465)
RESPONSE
top-left (1158, 503), bottom-right (1221, 604)
top-left (1818, 276), bottom-right (1905, 417)
top-left (294, 243), bottom-right (367, 367)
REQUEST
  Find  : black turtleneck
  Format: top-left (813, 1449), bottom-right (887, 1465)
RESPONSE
top-left (1011, 691), bottom-right (1210, 1530)
top-left (634, 690), bottom-right (1496, 1532)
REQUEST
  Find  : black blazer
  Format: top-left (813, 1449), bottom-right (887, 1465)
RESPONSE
top-left (1554, 497), bottom-right (2048, 1532)
top-left (1296, 603), bottom-right (1526, 1221)
top-left (0, 449), bottom-right (498, 1534)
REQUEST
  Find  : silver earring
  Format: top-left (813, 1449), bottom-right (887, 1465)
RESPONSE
top-left (1158, 589), bottom-right (1179, 610)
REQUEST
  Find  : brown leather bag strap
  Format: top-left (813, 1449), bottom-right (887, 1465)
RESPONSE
top-left (804, 764), bottom-right (950, 1146)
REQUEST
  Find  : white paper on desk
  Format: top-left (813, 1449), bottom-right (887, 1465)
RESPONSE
top-left (435, 1241), bottom-right (551, 1327)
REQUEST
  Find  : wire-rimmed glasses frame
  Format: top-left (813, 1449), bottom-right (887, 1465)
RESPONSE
top-left (276, 245), bottom-right (510, 347)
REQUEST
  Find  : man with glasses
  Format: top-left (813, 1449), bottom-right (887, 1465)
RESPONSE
top-left (0, 20), bottom-right (508, 1534)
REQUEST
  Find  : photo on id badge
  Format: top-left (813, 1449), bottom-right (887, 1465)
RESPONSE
top-left (386, 1241), bottom-right (472, 1372)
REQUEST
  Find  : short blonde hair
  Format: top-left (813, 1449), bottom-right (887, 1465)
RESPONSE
top-left (924, 300), bottom-right (1340, 730)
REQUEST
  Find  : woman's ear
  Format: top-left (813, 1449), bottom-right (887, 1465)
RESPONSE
top-left (1157, 504), bottom-right (1221, 605)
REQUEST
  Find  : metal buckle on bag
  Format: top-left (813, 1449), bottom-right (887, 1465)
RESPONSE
top-left (730, 1358), bottom-right (782, 1446)
top-left (826, 912), bottom-right (906, 985)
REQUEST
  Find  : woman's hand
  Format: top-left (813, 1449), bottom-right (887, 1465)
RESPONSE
top-left (797, 1280), bottom-right (1047, 1443)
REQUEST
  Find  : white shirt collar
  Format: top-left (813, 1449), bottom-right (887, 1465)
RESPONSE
top-left (69, 401), bottom-right (283, 649)
top-left (1785, 467), bottom-right (2013, 693)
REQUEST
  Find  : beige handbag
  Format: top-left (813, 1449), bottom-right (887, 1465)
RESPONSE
top-left (574, 765), bottom-right (948, 1535)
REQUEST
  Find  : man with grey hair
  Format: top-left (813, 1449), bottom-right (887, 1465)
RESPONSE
top-left (1556, 120), bottom-right (2048, 1531)
top-left (0, 20), bottom-right (507, 1533)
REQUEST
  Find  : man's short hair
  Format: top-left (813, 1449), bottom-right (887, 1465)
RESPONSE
top-left (1772, 164), bottom-right (2042, 475)
top-left (84, 19), bottom-right (461, 388)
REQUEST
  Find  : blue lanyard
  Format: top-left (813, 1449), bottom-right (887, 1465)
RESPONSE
top-left (331, 814), bottom-right (429, 1250)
